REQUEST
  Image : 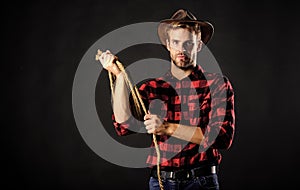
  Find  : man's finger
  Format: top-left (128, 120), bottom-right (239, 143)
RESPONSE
top-left (144, 119), bottom-right (152, 126)
top-left (144, 113), bottom-right (152, 120)
top-left (145, 125), bottom-right (152, 131)
top-left (147, 128), bottom-right (155, 134)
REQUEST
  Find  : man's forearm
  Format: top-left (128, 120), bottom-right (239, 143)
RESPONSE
top-left (166, 123), bottom-right (204, 145)
top-left (113, 73), bottom-right (131, 123)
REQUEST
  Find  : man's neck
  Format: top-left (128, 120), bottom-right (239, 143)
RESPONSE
top-left (171, 62), bottom-right (195, 80)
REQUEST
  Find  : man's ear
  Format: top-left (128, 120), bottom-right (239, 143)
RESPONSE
top-left (166, 39), bottom-right (170, 51)
top-left (197, 40), bottom-right (203, 52)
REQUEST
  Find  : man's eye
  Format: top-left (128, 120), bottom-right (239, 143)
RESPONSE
top-left (186, 41), bottom-right (194, 46)
top-left (172, 41), bottom-right (178, 45)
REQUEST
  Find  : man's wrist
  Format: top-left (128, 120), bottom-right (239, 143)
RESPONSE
top-left (115, 71), bottom-right (123, 78)
top-left (164, 122), bottom-right (177, 136)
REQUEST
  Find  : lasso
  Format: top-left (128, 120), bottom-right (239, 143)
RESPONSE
top-left (96, 50), bottom-right (164, 190)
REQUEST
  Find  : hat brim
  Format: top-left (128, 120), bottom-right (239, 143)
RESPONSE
top-left (157, 19), bottom-right (214, 46)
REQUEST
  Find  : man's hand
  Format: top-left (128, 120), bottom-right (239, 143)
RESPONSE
top-left (144, 112), bottom-right (204, 144)
top-left (144, 113), bottom-right (171, 135)
top-left (98, 50), bottom-right (121, 76)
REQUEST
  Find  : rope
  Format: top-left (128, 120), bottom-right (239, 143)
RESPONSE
top-left (108, 71), bottom-right (115, 96)
top-left (96, 50), bottom-right (164, 190)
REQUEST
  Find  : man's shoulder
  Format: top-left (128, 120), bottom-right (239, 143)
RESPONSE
top-left (202, 71), bottom-right (231, 84)
top-left (201, 71), bottom-right (234, 93)
top-left (138, 77), bottom-right (171, 89)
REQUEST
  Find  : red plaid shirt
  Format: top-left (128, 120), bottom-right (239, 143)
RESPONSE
top-left (113, 65), bottom-right (235, 170)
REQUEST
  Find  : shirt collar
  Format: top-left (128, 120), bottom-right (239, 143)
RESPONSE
top-left (163, 65), bottom-right (205, 81)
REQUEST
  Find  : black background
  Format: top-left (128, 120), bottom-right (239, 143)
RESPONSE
top-left (5, 0), bottom-right (300, 189)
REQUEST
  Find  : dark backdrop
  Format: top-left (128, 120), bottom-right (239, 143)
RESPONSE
top-left (5, 0), bottom-right (300, 189)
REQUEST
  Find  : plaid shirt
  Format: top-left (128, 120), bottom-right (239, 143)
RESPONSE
top-left (113, 65), bottom-right (235, 170)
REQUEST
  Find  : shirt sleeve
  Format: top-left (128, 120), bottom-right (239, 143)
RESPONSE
top-left (112, 115), bottom-right (140, 136)
top-left (200, 75), bottom-right (235, 150)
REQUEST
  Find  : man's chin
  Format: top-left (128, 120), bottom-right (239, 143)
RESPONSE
top-left (174, 62), bottom-right (194, 70)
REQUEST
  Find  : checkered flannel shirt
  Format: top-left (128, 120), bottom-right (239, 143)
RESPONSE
top-left (112, 65), bottom-right (235, 170)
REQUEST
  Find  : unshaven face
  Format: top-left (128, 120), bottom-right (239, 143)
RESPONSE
top-left (166, 27), bottom-right (202, 70)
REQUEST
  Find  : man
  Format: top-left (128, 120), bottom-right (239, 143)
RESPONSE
top-left (99, 9), bottom-right (235, 190)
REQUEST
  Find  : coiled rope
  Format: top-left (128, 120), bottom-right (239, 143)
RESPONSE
top-left (96, 50), bottom-right (164, 190)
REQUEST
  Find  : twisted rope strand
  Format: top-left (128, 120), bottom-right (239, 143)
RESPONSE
top-left (96, 50), bottom-right (164, 190)
top-left (108, 71), bottom-right (115, 96)
top-left (134, 86), bottom-right (163, 189)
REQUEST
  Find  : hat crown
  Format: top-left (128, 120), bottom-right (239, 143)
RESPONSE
top-left (171, 9), bottom-right (197, 21)
top-left (158, 9), bottom-right (214, 45)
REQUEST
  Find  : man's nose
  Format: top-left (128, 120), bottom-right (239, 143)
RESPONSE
top-left (176, 44), bottom-right (186, 52)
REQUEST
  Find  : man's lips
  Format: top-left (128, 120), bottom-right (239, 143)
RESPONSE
top-left (177, 54), bottom-right (187, 60)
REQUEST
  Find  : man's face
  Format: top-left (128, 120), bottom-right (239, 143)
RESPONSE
top-left (166, 28), bottom-right (202, 70)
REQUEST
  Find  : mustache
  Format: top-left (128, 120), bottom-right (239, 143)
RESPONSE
top-left (176, 53), bottom-right (190, 58)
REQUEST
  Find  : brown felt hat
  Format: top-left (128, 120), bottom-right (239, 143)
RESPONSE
top-left (158, 9), bottom-right (214, 45)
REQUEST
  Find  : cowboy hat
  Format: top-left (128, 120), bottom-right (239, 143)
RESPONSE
top-left (157, 9), bottom-right (214, 46)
